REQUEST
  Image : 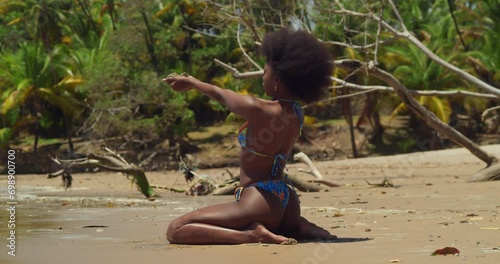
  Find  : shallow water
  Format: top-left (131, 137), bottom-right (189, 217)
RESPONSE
top-left (0, 184), bottom-right (227, 248)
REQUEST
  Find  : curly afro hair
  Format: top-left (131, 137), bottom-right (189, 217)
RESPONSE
top-left (261, 28), bottom-right (333, 103)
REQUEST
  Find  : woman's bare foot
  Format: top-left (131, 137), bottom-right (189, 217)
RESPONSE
top-left (297, 217), bottom-right (337, 240)
top-left (247, 222), bottom-right (296, 244)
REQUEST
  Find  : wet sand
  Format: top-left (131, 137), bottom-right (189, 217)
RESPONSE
top-left (1, 145), bottom-right (500, 264)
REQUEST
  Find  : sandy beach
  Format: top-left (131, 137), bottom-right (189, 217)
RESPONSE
top-left (1, 145), bottom-right (500, 264)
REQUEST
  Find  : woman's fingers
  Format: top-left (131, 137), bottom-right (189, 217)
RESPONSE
top-left (162, 74), bottom-right (194, 92)
top-left (162, 76), bottom-right (175, 84)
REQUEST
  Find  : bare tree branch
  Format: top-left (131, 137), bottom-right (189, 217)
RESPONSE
top-left (320, 38), bottom-right (397, 50)
top-left (386, 0), bottom-right (407, 32)
top-left (182, 25), bottom-right (223, 38)
top-left (239, 0), bottom-right (262, 42)
top-left (325, 0), bottom-right (500, 97)
top-left (237, 22), bottom-right (262, 70)
top-left (373, 0), bottom-right (383, 65)
top-left (213, 59), bottom-right (263, 79)
top-left (214, 57), bottom-right (499, 101)
top-left (331, 76), bottom-right (500, 100)
top-left (302, 88), bottom-right (378, 110)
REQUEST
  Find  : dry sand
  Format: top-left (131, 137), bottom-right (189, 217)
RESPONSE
top-left (1, 145), bottom-right (500, 264)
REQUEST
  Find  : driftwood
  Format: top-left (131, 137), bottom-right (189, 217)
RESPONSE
top-left (211, 174), bottom-right (322, 195)
top-left (365, 177), bottom-right (395, 187)
top-left (150, 185), bottom-right (186, 193)
top-left (48, 157), bottom-right (75, 189)
top-left (48, 147), bottom-right (155, 198)
top-left (468, 163), bottom-right (500, 182)
top-left (212, 182), bottom-right (240, 195)
top-left (293, 152), bottom-right (344, 187)
top-left (210, 152), bottom-right (339, 195)
top-left (286, 174), bottom-right (322, 192)
top-left (178, 159), bottom-right (217, 196)
top-left (47, 149), bottom-right (337, 198)
top-left (294, 152), bottom-right (325, 179)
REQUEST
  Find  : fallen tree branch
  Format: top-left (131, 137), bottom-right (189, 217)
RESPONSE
top-left (178, 158), bottom-right (217, 196)
top-left (286, 174), bottom-right (323, 192)
top-left (139, 151), bottom-right (157, 167)
top-left (151, 184), bottom-right (186, 193)
top-left (335, 59), bottom-right (499, 168)
top-left (468, 163), bottom-right (500, 182)
top-left (293, 152), bottom-right (344, 187)
top-left (365, 177), bottom-right (394, 187)
top-left (211, 175), bottom-right (326, 194)
top-left (48, 147), bottom-right (155, 198)
top-left (482, 105), bottom-right (500, 121)
top-left (213, 182), bottom-right (240, 195)
top-left (294, 152), bottom-right (324, 180)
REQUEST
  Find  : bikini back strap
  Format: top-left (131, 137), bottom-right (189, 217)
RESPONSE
top-left (279, 99), bottom-right (304, 132)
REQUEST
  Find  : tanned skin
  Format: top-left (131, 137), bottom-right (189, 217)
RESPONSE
top-left (163, 64), bottom-right (336, 244)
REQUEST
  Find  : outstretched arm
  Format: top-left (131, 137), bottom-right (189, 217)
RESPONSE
top-left (162, 75), bottom-right (264, 122)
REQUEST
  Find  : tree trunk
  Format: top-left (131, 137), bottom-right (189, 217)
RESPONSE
top-left (65, 116), bottom-right (74, 154)
top-left (141, 9), bottom-right (160, 74)
top-left (34, 119), bottom-right (40, 153)
top-left (341, 86), bottom-right (358, 158)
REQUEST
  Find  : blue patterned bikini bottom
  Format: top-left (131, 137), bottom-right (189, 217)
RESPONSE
top-left (234, 180), bottom-right (290, 208)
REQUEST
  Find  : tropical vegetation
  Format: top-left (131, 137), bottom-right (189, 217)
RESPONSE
top-left (0, 0), bottom-right (498, 162)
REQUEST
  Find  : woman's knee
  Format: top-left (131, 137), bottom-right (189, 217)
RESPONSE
top-left (166, 217), bottom-right (185, 243)
top-left (166, 221), bottom-right (176, 242)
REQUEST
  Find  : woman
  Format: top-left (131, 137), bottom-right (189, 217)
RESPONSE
top-left (163, 28), bottom-right (335, 244)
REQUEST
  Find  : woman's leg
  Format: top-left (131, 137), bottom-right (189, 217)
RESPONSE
top-left (278, 188), bottom-right (337, 240)
top-left (166, 187), bottom-right (291, 244)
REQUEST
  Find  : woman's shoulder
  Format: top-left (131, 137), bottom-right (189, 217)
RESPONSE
top-left (252, 98), bottom-right (283, 117)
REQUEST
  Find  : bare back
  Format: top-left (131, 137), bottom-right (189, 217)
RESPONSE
top-left (239, 100), bottom-right (301, 186)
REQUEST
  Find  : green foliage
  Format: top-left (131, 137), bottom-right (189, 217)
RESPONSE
top-left (77, 52), bottom-right (194, 145)
top-left (0, 39), bottom-right (84, 147)
top-left (0, 127), bottom-right (13, 148)
top-left (1, 0), bottom-right (498, 155)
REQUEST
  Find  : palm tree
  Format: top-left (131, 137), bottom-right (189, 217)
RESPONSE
top-left (2, 0), bottom-right (69, 50)
top-left (457, 0), bottom-right (500, 87)
top-left (0, 43), bottom-right (83, 152)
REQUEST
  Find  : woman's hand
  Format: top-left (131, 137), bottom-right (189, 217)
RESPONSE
top-left (162, 73), bottom-right (195, 92)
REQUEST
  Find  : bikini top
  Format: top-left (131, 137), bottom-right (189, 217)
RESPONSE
top-left (237, 99), bottom-right (304, 177)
